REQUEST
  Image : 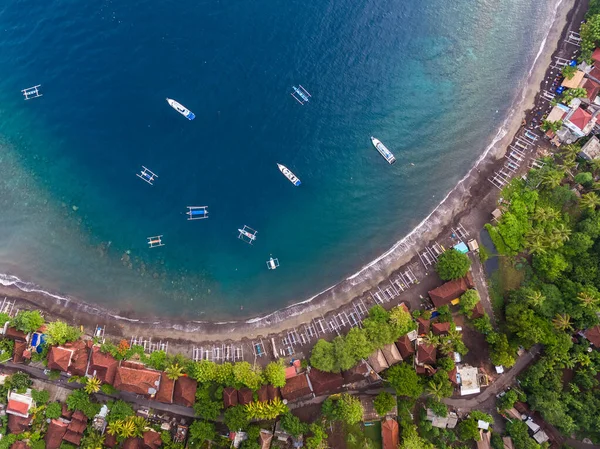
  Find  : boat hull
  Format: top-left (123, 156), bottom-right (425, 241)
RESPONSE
top-left (166, 98), bottom-right (195, 120)
top-left (370, 137), bottom-right (396, 164)
top-left (277, 163), bottom-right (301, 186)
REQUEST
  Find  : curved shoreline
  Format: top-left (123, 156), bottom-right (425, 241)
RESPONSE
top-left (0, 0), bottom-right (576, 344)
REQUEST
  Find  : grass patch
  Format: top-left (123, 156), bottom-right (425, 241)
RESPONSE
top-left (489, 256), bottom-right (525, 319)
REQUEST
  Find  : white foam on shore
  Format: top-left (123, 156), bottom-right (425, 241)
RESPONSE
top-left (0, 0), bottom-right (567, 332)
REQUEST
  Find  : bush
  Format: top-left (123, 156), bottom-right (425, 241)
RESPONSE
top-left (10, 310), bottom-right (44, 333)
top-left (45, 321), bottom-right (81, 346)
top-left (280, 412), bottom-right (307, 437)
top-left (460, 290), bottom-right (480, 317)
top-left (224, 405), bottom-right (249, 432)
top-left (45, 402), bottom-right (62, 419)
top-left (373, 392), bottom-right (396, 416)
top-left (100, 384), bottom-right (118, 395)
top-left (575, 172), bottom-right (593, 187)
top-left (31, 389), bottom-right (50, 405)
top-left (9, 372), bottom-right (32, 392)
top-left (426, 397), bottom-right (448, 417)
top-left (435, 249), bottom-right (471, 280)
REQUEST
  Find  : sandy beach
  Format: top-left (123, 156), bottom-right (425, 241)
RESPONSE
top-left (0, 0), bottom-right (582, 353)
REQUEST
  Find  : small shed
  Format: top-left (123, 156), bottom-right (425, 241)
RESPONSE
top-left (561, 70), bottom-right (585, 88)
top-left (453, 242), bottom-right (469, 254)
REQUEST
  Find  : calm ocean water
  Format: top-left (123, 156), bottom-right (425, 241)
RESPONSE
top-left (0, 0), bottom-right (556, 319)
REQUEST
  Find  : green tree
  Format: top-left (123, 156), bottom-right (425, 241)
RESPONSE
top-left (400, 425), bottom-right (435, 449)
top-left (11, 310), bottom-right (44, 333)
top-left (306, 423), bottom-right (328, 449)
top-left (540, 120), bottom-right (563, 133)
top-left (332, 336), bottom-right (355, 372)
top-left (427, 370), bottom-right (454, 400)
top-left (389, 305), bottom-right (415, 336)
top-left (66, 389), bottom-right (100, 418)
top-left (457, 417), bottom-right (480, 441)
top-left (188, 420), bottom-right (216, 447)
top-left (373, 391), bottom-right (396, 416)
top-left (45, 402), bottom-right (62, 419)
top-left (560, 88), bottom-right (588, 105)
top-left (385, 363), bottom-right (423, 398)
top-left (561, 64), bottom-right (577, 79)
top-left (146, 351), bottom-right (168, 371)
top-left (262, 360), bottom-right (286, 387)
top-left (322, 394), bottom-right (363, 425)
top-left (580, 192), bottom-right (600, 211)
top-left (280, 412), bottom-right (308, 437)
top-left (165, 363), bottom-right (184, 381)
top-left (80, 431), bottom-right (105, 449)
top-left (189, 360), bottom-right (217, 383)
top-left (489, 333), bottom-right (516, 368)
top-left (344, 327), bottom-right (373, 361)
top-left (9, 372), bottom-right (32, 391)
top-left (84, 377), bottom-right (101, 394)
top-left (45, 321), bottom-right (81, 346)
top-left (232, 362), bottom-right (262, 390)
top-left (224, 405), bottom-right (249, 431)
top-left (31, 389), bottom-right (50, 405)
top-left (435, 249), bottom-right (471, 280)
top-left (106, 400), bottom-right (134, 423)
top-left (460, 289), bottom-right (480, 317)
top-left (497, 389), bottom-right (519, 411)
top-left (310, 339), bottom-right (335, 373)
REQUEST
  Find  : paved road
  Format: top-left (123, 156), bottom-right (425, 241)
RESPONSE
top-left (0, 361), bottom-right (196, 418)
top-left (442, 345), bottom-right (541, 410)
top-left (469, 253), bottom-right (496, 325)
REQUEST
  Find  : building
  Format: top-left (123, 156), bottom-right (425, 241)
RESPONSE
top-left (417, 318), bottom-right (430, 335)
top-left (280, 373), bottom-right (314, 402)
top-left (579, 136), bottom-right (600, 160)
top-left (502, 437), bottom-right (515, 449)
top-left (533, 430), bottom-right (549, 444)
top-left (563, 105), bottom-right (596, 139)
top-left (155, 376), bottom-right (175, 404)
top-left (342, 360), bottom-right (379, 385)
top-left (12, 341), bottom-right (27, 364)
top-left (173, 376), bottom-right (197, 407)
top-left (458, 366), bottom-right (480, 396)
top-left (238, 388), bottom-right (254, 406)
top-left (416, 343), bottom-right (437, 366)
top-left (45, 419), bottom-right (69, 449)
top-left (426, 409), bottom-right (458, 429)
top-left (381, 416), bottom-right (399, 449)
top-left (223, 387), bottom-right (238, 408)
top-left (432, 322), bottom-right (451, 336)
top-left (113, 362), bottom-right (161, 396)
top-left (87, 346), bottom-right (119, 384)
top-left (470, 302), bottom-right (485, 320)
top-left (260, 429), bottom-right (273, 449)
top-left (381, 343), bottom-right (402, 367)
top-left (561, 70), bottom-right (586, 89)
top-left (428, 273), bottom-right (475, 308)
top-left (63, 411), bottom-right (87, 446)
top-left (47, 340), bottom-right (91, 376)
top-left (7, 414), bottom-right (31, 434)
top-left (143, 430), bottom-right (163, 449)
top-left (307, 368), bottom-right (344, 396)
top-left (395, 335), bottom-right (415, 359)
top-left (367, 349), bottom-right (389, 373)
top-left (585, 325), bottom-right (600, 347)
top-left (477, 429), bottom-right (492, 449)
top-left (6, 391), bottom-right (35, 418)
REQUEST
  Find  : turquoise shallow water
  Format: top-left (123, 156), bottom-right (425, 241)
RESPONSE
top-left (0, 0), bottom-right (556, 319)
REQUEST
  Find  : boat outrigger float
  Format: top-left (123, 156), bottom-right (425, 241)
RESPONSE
top-left (166, 98), bottom-right (195, 120)
top-left (370, 137), bottom-right (396, 164)
top-left (147, 235), bottom-right (165, 248)
top-left (277, 163), bottom-right (301, 186)
top-left (137, 166), bottom-right (158, 185)
top-left (266, 256), bottom-right (280, 270)
top-left (186, 206), bottom-right (209, 220)
top-left (238, 225), bottom-right (257, 245)
top-left (291, 85), bottom-right (311, 105)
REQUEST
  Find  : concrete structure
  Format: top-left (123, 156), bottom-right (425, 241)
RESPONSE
top-left (457, 366), bottom-right (480, 396)
top-left (579, 136), bottom-right (600, 160)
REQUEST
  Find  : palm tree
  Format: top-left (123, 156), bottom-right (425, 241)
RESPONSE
top-left (580, 192), bottom-right (600, 211)
top-left (81, 431), bottom-right (105, 449)
top-left (560, 144), bottom-right (580, 160)
top-left (552, 313), bottom-right (572, 331)
top-left (541, 170), bottom-right (564, 189)
top-left (165, 363), bottom-right (185, 381)
top-left (577, 291), bottom-right (599, 308)
top-left (118, 419), bottom-right (137, 439)
top-left (438, 338), bottom-right (455, 356)
top-left (422, 332), bottom-right (440, 347)
top-left (590, 158), bottom-right (600, 174)
top-left (528, 238), bottom-right (547, 255)
top-left (550, 223), bottom-right (571, 246)
top-left (84, 376), bottom-right (101, 394)
top-left (426, 380), bottom-right (446, 401)
top-left (106, 420), bottom-right (122, 437)
top-left (130, 416), bottom-right (148, 437)
top-left (525, 227), bottom-right (545, 243)
top-left (526, 290), bottom-right (545, 307)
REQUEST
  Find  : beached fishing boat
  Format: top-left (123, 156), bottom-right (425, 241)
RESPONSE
top-left (166, 98), bottom-right (195, 120)
top-left (370, 137), bottom-right (396, 164)
top-left (277, 163), bottom-right (301, 186)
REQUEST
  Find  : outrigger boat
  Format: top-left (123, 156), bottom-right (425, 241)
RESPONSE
top-left (166, 98), bottom-right (195, 120)
top-left (238, 225), bottom-right (257, 245)
top-left (137, 166), bottom-right (158, 185)
top-left (291, 85), bottom-right (311, 105)
top-left (370, 137), bottom-right (396, 164)
top-left (147, 235), bottom-right (164, 248)
top-left (21, 85), bottom-right (42, 100)
top-left (277, 163), bottom-right (301, 186)
top-left (186, 206), bottom-right (209, 220)
top-left (266, 256), bottom-right (280, 270)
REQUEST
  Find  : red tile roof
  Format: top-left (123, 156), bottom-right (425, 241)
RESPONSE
top-left (72, 410), bottom-right (87, 422)
top-left (285, 366), bottom-right (297, 379)
top-left (432, 322), bottom-right (451, 336)
top-left (448, 367), bottom-right (458, 386)
top-left (7, 415), bottom-right (31, 434)
top-left (45, 419), bottom-right (69, 449)
top-left (67, 417), bottom-right (87, 434)
top-left (63, 430), bottom-right (83, 445)
top-left (257, 385), bottom-right (269, 402)
top-left (87, 346), bottom-right (119, 385)
top-left (7, 399), bottom-right (30, 417)
top-left (267, 384), bottom-right (281, 401)
top-left (5, 327), bottom-right (27, 341)
top-left (238, 388), bottom-right (254, 406)
top-left (47, 346), bottom-right (74, 372)
top-left (308, 368), bottom-right (344, 396)
top-left (12, 340), bottom-right (27, 364)
top-left (105, 434), bottom-right (117, 448)
top-left (585, 325), bottom-right (600, 347)
top-left (123, 438), bottom-right (143, 449)
top-left (67, 340), bottom-right (90, 377)
top-left (417, 318), bottom-right (430, 335)
top-left (382, 417), bottom-right (399, 449)
top-left (342, 360), bottom-right (371, 384)
top-left (113, 365), bottom-right (161, 396)
top-left (584, 79), bottom-right (600, 101)
top-left (471, 301), bottom-right (485, 320)
top-left (173, 376), bottom-right (197, 407)
top-left (417, 344), bottom-right (437, 366)
top-left (568, 107), bottom-right (593, 131)
top-left (223, 387), bottom-right (238, 408)
top-left (281, 373), bottom-right (314, 402)
top-left (396, 335), bottom-right (415, 359)
top-left (428, 274), bottom-right (475, 308)
top-left (155, 375), bottom-right (174, 404)
top-left (593, 48), bottom-right (600, 63)
top-left (61, 403), bottom-right (73, 419)
top-left (143, 430), bottom-right (162, 449)
top-left (10, 442), bottom-right (28, 449)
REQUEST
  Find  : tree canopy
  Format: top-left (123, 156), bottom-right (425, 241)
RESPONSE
top-left (435, 249), bottom-right (471, 280)
top-left (385, 363), bottom-right (423, 398)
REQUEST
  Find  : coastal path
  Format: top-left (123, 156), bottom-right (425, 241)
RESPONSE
top-left (469, 253), bottom-right (496, 324)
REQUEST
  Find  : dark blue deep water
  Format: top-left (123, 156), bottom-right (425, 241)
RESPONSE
top-left (0, 0), bottom-right (557, 318)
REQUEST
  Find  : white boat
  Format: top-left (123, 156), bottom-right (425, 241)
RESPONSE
top-left (277, 163), bottom-right (301, 186)
top-left (166, 98), bottom-right (195, 120)
top-left (370, 137), bottom-right (396, 164)
top-left (266, 257), bottom-right (280, 270)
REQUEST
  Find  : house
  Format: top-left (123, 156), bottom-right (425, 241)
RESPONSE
top-left (257, 385), bottom-right (269, 402)
top-left (47, 346), bottom-right (75, 372)
top-left (428, 273), bottom-right (475, 308)
top-left (416, 343), bottom-right (437, 366)
top-left (260, 429), bottom-right (273, 449)
top-left (267, 385), bottom-right (281, 401)
top-left (426, 409), bottom-right (458, 429)
top-left (11, 442), bottom-right (29, 449)
top-left (563, 105), bottom-right (596, 138)
top-left (62, 410), bottom-right (87, 446)
top-left (307, 368), bottom-right (344, 396)
top-left (396, 335), bottom-right (415, 359)
top-left (432, 322), bottom-right (451, 336)
top-left (592, 48), bottom-right (600, 64)
top-left (533, 430), bottom-right (549, 444)
top-left (4, 326), bottom-right (28, 342)
top-left (122, 438), bottom-right (142, 449)
top-left (280, 373), bottom-right (314, 402)
top-left (361, 394), bottom-right (397, 421)
top-left (12, 341), bottom-right (27, 364)
top-left (458, 366), bottom-right (480, 396)
top-left (502, 436), bottom-right (515, 449)
top-left (155, 375), bottom-right (174, 404)
top-left (223, 387), bottom-right (238, 408)
top-left (238, 388), bottom-right (254, 406)
top-left (47, 340), bottom-right (90, 376)
top-left (585, 325), bottom-right (600, 347)
top-left (583, 78), bottom-right (600, 103)
top-left (7, 391), bottom-right (35, 418)
top-left (92, 405), bottom-right (109, 433)
top-left (113, 362), bottom-right (161, 396)
top-left (285, 366), bottom-right (298, 379)
top-left (87, 346), bottom-right (119, 384)
top-left (7, 415), bottom-right (31, 434)
top-left (448, 367), bottom-right (458, 387)
top-left (579, 136), bottom-right (600, 161)
top-left (173, 376), bottom-right (197, 407)
top-left (381, 343), bottom-right (402, 367)
top-left (470, 302), bottom-right (485, 320)
top-left (477, 430), bottom-right (492, 449)
top-left (561, 70), bottom-right (585, 89)
top-left (525, 418), bottom-right (540, 433)
top-left (143, 430), bottom-right (163, 449)
top-left (367, 349), bottom-right (389, 373)
top-left (45, 419), bottom-right (69, 449)
top-left (105, 434), bottom-right (118, 448)
top-left (381, 417), bottom-right (399, 449)
top-left (342, 360), bottom-right (378, 384)
top-left (417, 318), bottom-right (430, 335)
